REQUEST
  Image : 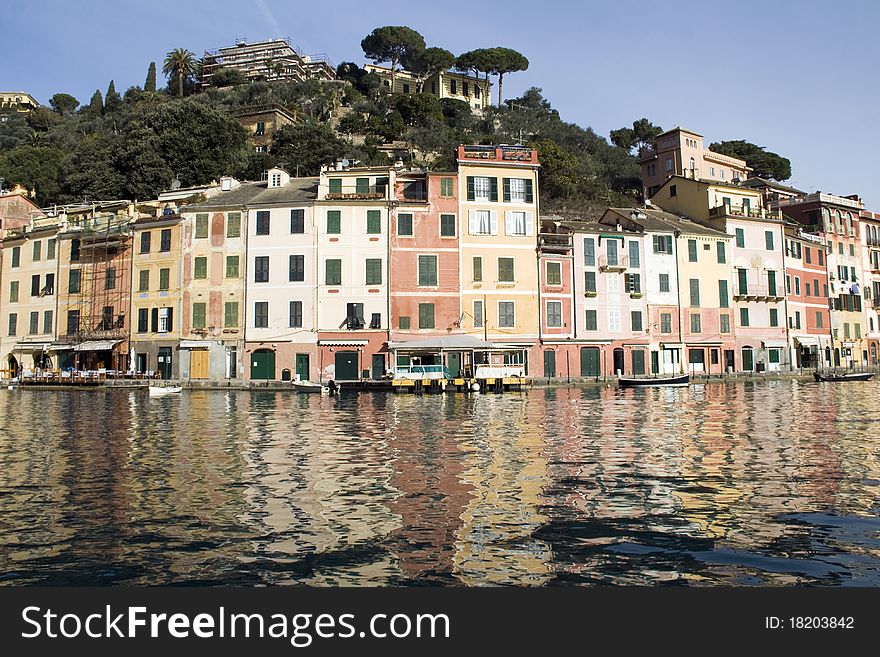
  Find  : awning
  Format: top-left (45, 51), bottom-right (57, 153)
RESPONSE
top-left (318, 340), bottom-right (369, 347)
top-left (179, 340), bottom-right (214, 349)
top-left (73, 340), bottom-right (121, 352)
top-left (49, 342), bottom-right (74, 352)
top-left (793, 336), bottom-right (819, 346)
top-left (12, 342), bottom-right (51, 352)
top-left (762, 340), bottom-right (788, 348)
top-left (660, 343), bottom-right (684, 349)
top-left (686, 341), bottom-right (723, 347)
top-left (388, 335), bottom-right (497, 351)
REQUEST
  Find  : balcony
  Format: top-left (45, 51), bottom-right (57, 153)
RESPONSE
top-left (598, 254), bottom-right (628, 272)
top-left (457, 145), bottom-right (538, 164)
top-left (733, 283), bottom-right (785, 302)
top-left (538, 233), bottom-right (573, 252)
top-left (709, 204), bottom-right (780, 220)
top-left (325, 184), bottom-right (387, 201)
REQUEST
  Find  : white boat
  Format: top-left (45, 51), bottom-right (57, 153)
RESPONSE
top-left (148, 385), bottom-right (183, 397)
top-left (294, 381), bottom-right (330, 395)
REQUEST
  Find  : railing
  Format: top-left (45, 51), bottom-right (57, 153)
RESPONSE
top-left (709, 204), bottom-right (779, 220)
top-left (475, 365), bottom-right (525, 378)
top-left (325, 185), bottom-right (387, 200)
top-left (394, 365), bottom-right (449, 380)
top-left (733, 283), bottom-right (784, 300)
top-left (774, 193), bottom-right (863, 210)
top-left (598, 254), bottom-right (628, 271)
top-left (457, 145), bottom-right (538, 164)
top-left (538, 233), bottom-right (574, 250)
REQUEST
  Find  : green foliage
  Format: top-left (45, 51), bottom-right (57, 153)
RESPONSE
top-left (105, 80), bottom-right (121, 112)
top-left (49, 93), bottom-right (79, 116)
top-left (438, 98), bottom-right (474, 131)
top-left (484, 47), bottom-right (529, 106)
top-left (163, 48), bottom-right (199, 98)
top-left (708, 139), bottom-right (792, 181)
top-left (211, 67), bottom-right (247, 87)
top-left (0, 112), bottom-right (33, 151)
top-left (0, 145), bottom-right (65, 204)
top-left (391, 93), bottom-right (443, 126)
top-left (270, 123), bottom-right (384, 175)
top-left (145, 62), bottom-right (157, 92)
top-left (87, 90), bottom-right (104, 116)
top-left (361, 26), bottom-right (426, 84)
top-left (610, 118), bottom-right (663, 153)
top-left (404, 47), bottom-right (455, 92)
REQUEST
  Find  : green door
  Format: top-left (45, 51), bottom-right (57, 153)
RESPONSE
top-left (335, 351), bottom-right (359, 380)
top-left (543, 350), bottom-right (556, 377)
top-left (251, 349), bottom-right (276, 380)
top-left (741, 348), bottom-right (754, 371)
top-left (371, 354), bottom-right (385, 379)
top-left (632, 350), bottom-right (646, 375)
top-left (580, 347), bottom-right (600, 377)
top-left (295, 353), bottom-right (310, 381)
top-left (446, 352), bottom-right (461, 378)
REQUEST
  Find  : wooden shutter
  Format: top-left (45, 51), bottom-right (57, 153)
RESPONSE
top-left (469, 210), bottom-right (480, 234)
top-left (503, 178), bottom-right (511, 202)
top-left (525, 179), bottom-right (534, 203)
top-left (653, 235), bottom-right (659, 253)
top-left (466, 176), bottom-right (475, 201)
top-left (489, 211), bottom-right (498, 235)
top-left (489, 177), bottom-right (498, 202)
top-left (151, 308), bottom-right (159, 333)
top-left (167, 307), bottom-right (173, 331)
top-left (525, 212), bottom-right (534, 236)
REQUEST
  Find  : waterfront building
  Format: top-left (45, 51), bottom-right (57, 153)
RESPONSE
top-left (859, 209), bottom-right (880, 364)
top-left (55, 202), bottom-right (135, 371)
top-left (244, 172), bottom-right (318, 381)
top-left (180, 180), bottom-right (263, 381)
top-left (773, 192), bottom-right (868, 367)
top-left (130, 210), bottom-right (183, 378)
top-left (457, 145), bottom-right (541, 373)
top-left (783, 223), bottom-right (831, 368)
top-left (314, 164), bottom-right (394, 382)
top-left (0, 215), bottom-right (59, 376)
top-left (0, 190), bottom-right (42, 232)
top-left (740, 177), bottom-right (804, 207)
top-left (651, 175), bottom-right (787, 372)
top-left (536, 217), bottom-right (575, 378)
top-left (639, 127), bottom-right (750, 199)
top-left (200, 38), bottom-right (335, 88)
top-left (363, 64), bottom-right (491, 114)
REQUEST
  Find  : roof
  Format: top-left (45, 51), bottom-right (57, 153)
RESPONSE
top-left (388, 335), bottom-right (498, 351)
top-left (249, 177), bottom-right (318, 206)
top-left (656, 126), bottom-right (703, 139)
top-left (741, 176), bottom-right (805, 195)
top-left (181, 182), bottom-right (265, 210)
top-left (603, 207), bottom-right (729, 237)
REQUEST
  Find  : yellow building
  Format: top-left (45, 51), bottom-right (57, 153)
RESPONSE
top-left (0, 91), bottom-right (40, 112)
top-left (457, 145), bottom-right (540, 372)
top-left (364, 64), bottom-right (490, 114)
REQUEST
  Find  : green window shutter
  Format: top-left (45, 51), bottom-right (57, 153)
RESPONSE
top-left (503, 178), bottom-right (511, 202)
top-left (735, 228), bottom-right (744, 248)
top-left (139, 270), bottom-right (149, 292)
top-left (473, 257), bottom-right (482, 281)
top-left (718, 280), bottom-right (728, 308)
top-left (195, 214), bottom-right (208, 238)
top-left (441, 177), bottom-right (454, 197)
top-left (226, 256), bottom-right (239, 278)
top-left (69, 269), bottom-right (81, 293)
top-left (399, 316), bottom-right (411, 329)
top-left (159, 268), bottom-right (170, 290)
top-left (397, 213), bottom-right (413, 236)
top-left (192, 303), bottom-right (206, 329)
top-left (689, 278), bottom-right (700, 307)
top-left (326, 259), bottom-right (341, 285)
top-left (765, 231), bottom-right (774, 251)
top-left (418, 303), bottom-right (435, 329)
top-left (367, 210), bottom-right (381, 234)
top-left (418, 255), bottom-right (438, 286)
top-left (525, 179), bottom-right (534, 203)
top-left (47, 239), bottom-right (56, 259)
top-left (740, 308), bottom-right (749, 326)
top-left (585, 271), bottom-right (596, 292)
top-left (329, 178), bottom-right (342, 194)
top-left (194, 257), bottom-right (207, 278)
top-left (356, 178), bottom-right (370, 194)
top-left (466, 176), bottom-right (475, 201)
top-left (227, 212), bottom-right (241, 237)
top-left (688, 239), bottom-right (697, 262)
top-left (224, 302), bottom-right (238, 327)
top-left (489, 177), bottom-right (498, 202)
top-left (440, 214), bottom-right (456, 237)
top-left (366, 258), bottom-right (382, 285)
top-left (327, 210), bottom-right (341, 234)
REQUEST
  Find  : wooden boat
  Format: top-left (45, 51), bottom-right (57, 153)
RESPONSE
top-left (148, 384), bottom-right (183, 397)
top-left (618, 374), bottom-right (690, 388)
top-left (294, 381), bottom-right (330, 394)
top-left (813, 371), bottom-right (875, 382)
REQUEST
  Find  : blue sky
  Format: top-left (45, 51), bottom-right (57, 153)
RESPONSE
top-left (5, 0), bottom-right (879, 207)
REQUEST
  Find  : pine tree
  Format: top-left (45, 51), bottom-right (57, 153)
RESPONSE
top-left (105, 80), bottom-right (121, 112)
top-left (145, 62), bottom-right (157, 92)
top-left (88, 89), bottom-right (104, 115)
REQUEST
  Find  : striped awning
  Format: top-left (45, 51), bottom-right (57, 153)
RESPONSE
top-left (12, 342), bottom-right (51, 352)
top-left (179, 340), bottom-right (214, 349)
top-left (318, 340), bottom-right (369, 346)
top-left (73, 340), bottom-right (121, 352)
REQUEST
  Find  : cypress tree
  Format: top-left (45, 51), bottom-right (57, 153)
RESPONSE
top-left (88, 89), bottom-right (104, 114)
top-left (105, 80), bottom-right (121, 111)
top-left (145, 62), bottom-right (157, 92)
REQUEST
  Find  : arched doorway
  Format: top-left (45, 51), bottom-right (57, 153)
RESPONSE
top-left (871, 343), bottom-right (877, 365)
top-left (741, 347), bottom-right (754, 371)
top-left (7, 355), bottom-right (19, 378)
top-left (250, 349), bottom-right (276, 380)
top-left (612, 348), bottom-right (625, 375)
top-left (833, 348), bottom-right (840, 367)
top-left (825, 346), bottom-right (832, 367)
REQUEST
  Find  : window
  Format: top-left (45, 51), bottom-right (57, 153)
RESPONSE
top-left (68, 269), bottom-right (81, 293)
top-left (194, 257), bottom-right (207, 279)
top-left (160, 228), bottom-right (172, 251)
top-left (738, 268), bottom-right (748, 295)
top-left (816, 312), bottom-right (823, 328)
top-left (140, 231), bottom-right (151, 253)
top-left (607, 273), bottom-right (619, 293)
top-left (253, 256), bottom-right (269, 283)
top-left (138, 270), bottom-right (149, 292)
top-left (804, 246), bottom-right (811, 263)
top-left (720, 314), bottom-right (731, 333)
top-left (547, 301), bottom-right (563, 328)
top-left (469, 210), bottom-right (493, 235)
top-left (31, 274), bottom-right (40, 297)
top-left (195, 214), bottom-right (208, 238)
top-left (66, 310), bottom-right (80, 335)
top-left (99, 306), bottom-right (113, 329)
top-left (765, 230), bottom-right (774, 251)
top-left (289, 301), bottom-right (303, 328)
top-left (418, 255), bottom-right (438, 286)
top-left (855, 323), bottom-right (861, 339)
top-left (327, 210), bottom-right (341, 234)
top-left (652, 235), bottom-right (673, 254)
top-left (839, 242), bottom-right (844, 255)
top-left (440, 214), bottom-right (456, 237)
top-left (370, 313), bottom-right (381, 329)
top-left (813, 279), bottom-right (820, 297)
top-left (625, 273), bottom-right (641, 293)
top-left (473, 300), bottom-right (483, 328)
top-left (289, 255), bottom-right (305, 282)
top-left (719, 280), bottom-right (729, 308)
top-left (665, 158), bottom-right (673, 172)
top-left (850, 244), bottom-right (855, 257)
top-left (584, 237), bottom-right (596, 265)
top-left (631, 311), bottom-right (643, 332)
top-left (844, 323), bottom-right (850, 339)
top-left (158, 307), bottom-right (172, 333)
top-left (367, 210), bottom-right (381, 234)
top-left (503, 211), bottom-right (527, 236)
top-left (770, 308), bottom-right (779, 327)
top-left (735, 228), bottom-right (745, 248)
top-left (256, 210), bottom-right (270, 235)
top-left (740, 308), bottom-right (750, 327)
top-left (768, 270), bottom-right (778, 297)
top-left (769, 349), bottom-right (780, 364)
top-left (287, 209), bottom-right (305, 234)
top-left (794, 276), bottom-right (800, 295)
top-left (192, 303), bottom-right (206, 329)
top-left (450, 79), bottom-right (457, 94)
top-left (661, 314), bottom-right (673, 334)
top-left (43, 273), bottom-right (55, 295)
top-left (396, 213), bottom-right (414, 236)
top-left (629, 241), bottom-right (640, 268)
top-left (498, 257), bottom-right (515, 282)
top-left (105, 267), bottom-right (116, 290)
top-left (690, 313), bottom-right (701, 333)
top-left (440, 178), bottom-right (454, 197)
top-left (584, 271), bottom-right (597, 293)
top-left (468, 176), bottom-right (496, 202)
top-left (225, 256), bottom-right (239, 279)
top-left (29, 311), bottom-right (38, 335)
top-left (546, 261), bottom-right (562, 286)
top-left (255, 121), bottom-right (265, 136)
top-left (669, 184), bottom-right (677, 198)
top-left (606, 239), bottom-right (619, 266)
top-left (254, 302), bottom-right (269, 328)
top-left (224, 302), bottom-right (238, 328)
top-left (70, 239), bottom-right (80, 262)
top-left (137, 308), bottom-right (148, 333)
top-left (659, 273), bottom-right (670, 293)
top-left (818, 250), bottom-right (824, 265)
top-left (608, 309), bottom-right (620, 332)
top-left (346, 303), bottom-right (365, 329)
top-left (503, 177), bottom-right (533, 203)
top-left (689, 279), bottom-right (700, 307)
top-left (498, 301), bottom-right (515, 327)
top-left (585, 309), bottom-right (598, 331)
top-left (418, 303), bottom-right (435, 329)
top-left (47, 239), bottom-right (56, 260)
top-left (716, 241), bottom-right (726, 264)
top-left (795, 311), bottom-right (802, 330)
top-left (365, 258), bottom-right (383, 285)
top-left (473, 256), bottom-right (483, 282)
top-left (328, 178), bottom-right (342, 194)
top-left (687, 239), bottom-right (698, 262)
top-left (325, 259), bottom-right (342, 285)
top-left (399, 316), bottom-right (411, 329)
top-left (9, 281), bottom-right (18, 303)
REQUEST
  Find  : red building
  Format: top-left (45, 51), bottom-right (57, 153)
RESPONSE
top-left (783, 223), bottom-right (831, 368)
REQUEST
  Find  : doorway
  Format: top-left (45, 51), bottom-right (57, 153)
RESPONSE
top-left (136, 353), bottom-right (147, 374)
top-left (334, 351), bottom-right (359, 380)
top-left (250, 349), bottom-right (276, 380)
top-left (613, 348), bottom-right (625, 375)
top-left (543, 350), bottom-right (556, 378)
top-left (158, 347), bottom-right (172, 379)
top-left (371, 353), bottom-right (385, 380)
top-left (580, 347), bottom-right (600, 377)
top-left (295, 353), bottom-right (310, 381)
top-left (190, 349), bottom-right (209, 379)
top-left (742, 347), bottom-right (754, 371)
top-left (447, 352), bottom-right (462, 378)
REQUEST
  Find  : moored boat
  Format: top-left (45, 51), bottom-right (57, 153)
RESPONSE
top-left (294, 381), bottom-right (330, 394)
top-left (148, 385), bottom-right (183, 397)
top-left (618, 374), bottom-right (690, 388)
top-left (813, 371), bottom-right (875, 382)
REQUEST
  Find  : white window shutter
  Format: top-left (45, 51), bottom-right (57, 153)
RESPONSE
top-left (490, 211), bottom-right (498, 235)
top-left (525, 212), bottom-right (534, 236)
top-left (504, 211), bottom-right (513, 235)
top-left (469, 210), bottom-right (479, 235)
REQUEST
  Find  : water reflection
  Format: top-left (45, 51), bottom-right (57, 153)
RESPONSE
top-left (0, 380), bottom-right (878, 585)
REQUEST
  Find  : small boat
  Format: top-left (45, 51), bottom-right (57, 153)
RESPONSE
top-left (813, 371), bottom-right (875, 382)
top-left (294, 381), bottom-right (330, 395)
top-left (148, 385), bottom-right (183, 397)
top-left (618, 374), bottom-right (690, 388)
